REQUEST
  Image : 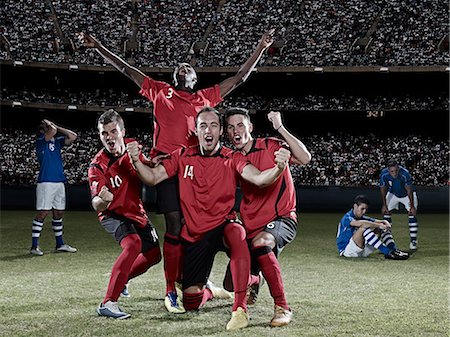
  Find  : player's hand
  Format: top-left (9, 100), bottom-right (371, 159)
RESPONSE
top-left (381, 220), bottom-right (391, 230)
top-left (150, 153), bottom-right (170, 167)
top-left (267, 111), bottom-right (283, 131)
top-left (274, 147), bottom-right (290, 170)
top-left (76, 32), bottom-right (99, 48)
top-left (259, 29), bottom-right (275, 49)
top-left (126, 141), bottom-right (140, 163)
top-left (409, 206), bottom-right (417, 216)
top-left (98, 185), bottom-right (113, 203)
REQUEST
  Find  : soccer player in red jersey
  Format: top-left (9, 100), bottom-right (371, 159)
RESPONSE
top-left (88, 110), bottom-right (162, 319)
top-left (224, 108), bottom-right (311, 327)
top-left (77, 30), bottom-right (275, 312)
top-left (126, 107), bottom-right (291, 330)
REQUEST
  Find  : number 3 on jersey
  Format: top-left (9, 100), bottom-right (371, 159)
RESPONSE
top-left (183, 165), bottom-right (194, 180)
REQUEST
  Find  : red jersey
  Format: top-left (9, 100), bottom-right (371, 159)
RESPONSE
top-left (139, 76), bottom-right (223, 155)
top-left (236, 138), bottom-right (297, 238)
top-left (88, 139), bottom-right (148, 227)
top-left (162, 145), bottom-right (249, 243)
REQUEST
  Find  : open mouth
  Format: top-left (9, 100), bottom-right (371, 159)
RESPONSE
top-left (233, 135), bottom-right (242, 144)
top-left (107, 140), bottom-right (116, 150)
top-left (205, 135), bottom-right (213, 146)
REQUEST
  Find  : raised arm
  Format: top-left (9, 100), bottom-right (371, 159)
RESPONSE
top-left (219, 29), bottom-right (274, 98)
top-left (126, 141), bottom-right (169, 185)
top-left (267, 111), bottom-right (311, 165)
top-left (239, 147), bottom-right (290, 188)
top-left (77, 32), bottom-right (146, 88)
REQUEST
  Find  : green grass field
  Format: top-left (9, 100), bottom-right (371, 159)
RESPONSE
top-left (0, 211), bottom-right (448, 337)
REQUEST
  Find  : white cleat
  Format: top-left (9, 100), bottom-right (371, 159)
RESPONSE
top-left (55, 244), bottom-right (77, 253)
top-left (206, 280), bottom-right (233, 299)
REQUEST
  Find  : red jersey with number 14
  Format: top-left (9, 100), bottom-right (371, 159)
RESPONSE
top-left (88, 139), bottom-right (148, 227)
top-left (162, 145), bottom-right (249, 243)
top-left (237, 138), bottom-right (297, 238)
top-left (139, 76), bottom-right (223, 155)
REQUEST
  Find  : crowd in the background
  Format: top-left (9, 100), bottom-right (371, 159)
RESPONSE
top-left (1, 0), bottom-right (448, 66)
top-left (1, 128), bottom-right (448, 187)
top-left (2, 87), bottom-right (448, 112)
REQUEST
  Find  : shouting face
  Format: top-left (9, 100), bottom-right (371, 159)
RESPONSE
top-left (196, 110), bottom-right (222, 156)
top-left (226, 114), bottom-right (253, 152)
top-left (98, 121), bottom-right (125, 157)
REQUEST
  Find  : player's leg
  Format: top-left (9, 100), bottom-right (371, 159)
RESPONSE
top-left (156, 177), bottom-right (185, 308)
top-left (97, 218), bottom-right (142, 319)
top-left (383, 192), bottom-right (396, 225)
top-left (404, 192), bottom-right (419, 250)
top-left (31, 183), bottom-right (50, 255)
top-left (222, 221), bottom-right (250, 330)
top-left (52, 183), bottom-right (76, 253)
top-left (250, 218), bottom-right (295, 327)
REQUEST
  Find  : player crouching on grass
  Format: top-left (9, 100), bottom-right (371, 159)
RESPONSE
top-left (88, 110), bottom-right (162, 319)
top-left (127, 107), bottom-right (291, 330)
top-left (336, 195), bottom-right (409, 260)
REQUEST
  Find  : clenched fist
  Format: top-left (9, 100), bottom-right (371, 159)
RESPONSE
top-left (274, 147), bottom-right (290, 170)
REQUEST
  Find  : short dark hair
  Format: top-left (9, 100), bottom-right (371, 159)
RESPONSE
top-left (195, 106), bottom-right (222, 126)
top-left (224, 107), bottom-right (250, 122)
top-left (387, 159), bottom-right (398, 168)
top-left (354, 195), bottom-right (370, 206)
top-left (97, 109), bottom-right (124, 130)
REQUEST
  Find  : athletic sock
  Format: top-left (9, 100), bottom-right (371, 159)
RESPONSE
top-left (380, 230), bottom-right (397, 250)
top-left (31, 219), bottom-right (43, 248)
top-left (253, 245), bottom-right (289, 310)
top-left (383, 214), bottom-right (392, 224)
top-left (223, 222), bottom-right (250, 312)
top-left (408, 215), bottom-right (418, 243)
top-left (183, 290), bottom-right (213, 311)
top-left (163, 233), bottom-right (183, 294)
top-left (104, 234), bottom-right (141, 303)
top-left (128, 246), bottom-right (161, 280)
top-left (52, 218), bottom-right (64, 247)
top-left (363, 228), bottom-right (390, 255)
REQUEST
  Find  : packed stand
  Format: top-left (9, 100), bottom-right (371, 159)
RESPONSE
top-left (1, 128), bottom-right (447, 187)
top-left (1, 0), bottom-right (448, 66)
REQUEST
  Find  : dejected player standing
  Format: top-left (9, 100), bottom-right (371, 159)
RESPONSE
top-left (224, 108), bottom-right (311, 327)
top-left (88, 110), bottom-right (161, 319)
top-left (78, 29), bottom-right (275, 313)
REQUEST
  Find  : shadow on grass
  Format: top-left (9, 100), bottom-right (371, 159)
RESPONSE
top-left (0, 253), bottom-right (36, 261)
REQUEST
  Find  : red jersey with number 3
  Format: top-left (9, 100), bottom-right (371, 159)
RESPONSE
top-left (236, 138), bottom-right (297, 238)
top-left (88, 139), bottom-right (148, 227)
top-left (139, 76), bottom-right (223, 155)
top-left (162, 145), bottom-right (249, 242)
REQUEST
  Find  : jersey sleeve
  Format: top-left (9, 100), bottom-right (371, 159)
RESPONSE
top-left (88, 162), bottom-right (108, 198)
top-left (139, 76), bottom-right (168, 102)
top-left (341, 213), bottom-right (354, 227)
top-left (196, 84), bottom-right (223, 107)
top-left (379, 172), bottom-right (387, 187)
top-left (266, 137), bottom-right (293, 164)
top-left (233, 151), bottom-right (252, 175)
top-left (402, 169), bottom-right (413, 186)
top-left (160, 148), bottom-right (182, 179)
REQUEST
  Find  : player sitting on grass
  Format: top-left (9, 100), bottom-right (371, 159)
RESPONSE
top-left (336, 195), bottom-right (409, 260)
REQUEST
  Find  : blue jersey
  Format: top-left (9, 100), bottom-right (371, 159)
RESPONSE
top-left (36, 134), bottom-right (66, 183)
top-left (336, 209), bottom-right (375, 253)
top-left (379, 166), bottom-right (413, 198)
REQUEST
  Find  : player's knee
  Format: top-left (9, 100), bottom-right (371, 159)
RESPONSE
top-left (251, 232), bottom-right (276, 249)
top-left (35, 210), bottom-right (49, 221)
top-left (164, 211), bottom-right (182, 237)
top-left (224, 222), bottom-right (246, 242)
top-left (121, 234), bottom-right (142, 254)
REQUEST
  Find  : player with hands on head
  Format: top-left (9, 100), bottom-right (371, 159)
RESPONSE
top-left (30, 119), bottom-right (78, 256)
top-left (224, 108), bottom-right (310, 327)
top-left (126, 107), bottom-right (289, 331)
top-left (77, 29), bottom-right (275, 313)
top-left (88, 109), bottom-right (162, 320)
top-left (336, 195), bottom-right (409, 260)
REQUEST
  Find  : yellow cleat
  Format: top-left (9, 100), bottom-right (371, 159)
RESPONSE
top-left (226, 307), bottom-right (249, 331)
top-left (206, 280), bottom-right (233, 299)
top-left (164, 291), bottom-right (186, 314)
top-left (270, 305), bottom-right (293, 327)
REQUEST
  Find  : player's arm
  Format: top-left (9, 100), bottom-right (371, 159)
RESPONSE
top-left (405, 185), bottom-right (417, 215)
top-left (267, 111), bottom-right (311, 165)
top-left (44, 120), bottom-right (78, 145)
top-left (92, 185), bottom-right (113, 212)
top-left (41, 119), bottom-right (57, 141)
top-left (126, 141), bottom-right (169, 185)
top-left (380, 185), bottom-right (389, 214)
top-left (350, 219), bottom-right (391, 231)
top-left (77, 32), bottom-right (145, 88)
top-left (219, 29), bottom-right (274, 98)
top-left (239, 147), bottom-right (290, 188)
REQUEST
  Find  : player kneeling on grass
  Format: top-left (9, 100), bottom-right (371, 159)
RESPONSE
top-left (127, 107), bottom-right (290, 330)
top-left (88, 110), bottom-right (162, 319)
top-left (336, 195), bottom-right (409, 260)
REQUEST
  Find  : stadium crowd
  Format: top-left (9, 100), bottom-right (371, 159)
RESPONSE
top-left (1, 0), bottom-right (448, 66)
top-left (2, 87), bottom-right (448, 112)
top-left (1, 128), bottom-right (447, 187)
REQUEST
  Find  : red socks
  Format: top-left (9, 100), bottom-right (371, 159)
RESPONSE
top-left (163, 233), bottom-right (184, 293)
top-left (128, 246), bottom-right (161, 279)
top-left (183, 289), bottom-right (214, 311)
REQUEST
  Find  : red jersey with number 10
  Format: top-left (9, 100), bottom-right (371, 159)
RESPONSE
top-left (139, 76), bottom-right (223, 155)
top-left (162, 145), bottom-right (250, 243)
top-left (88, 139), bottom-right (148, 227)
top-left (237, 138), bottom-right (297, 238)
